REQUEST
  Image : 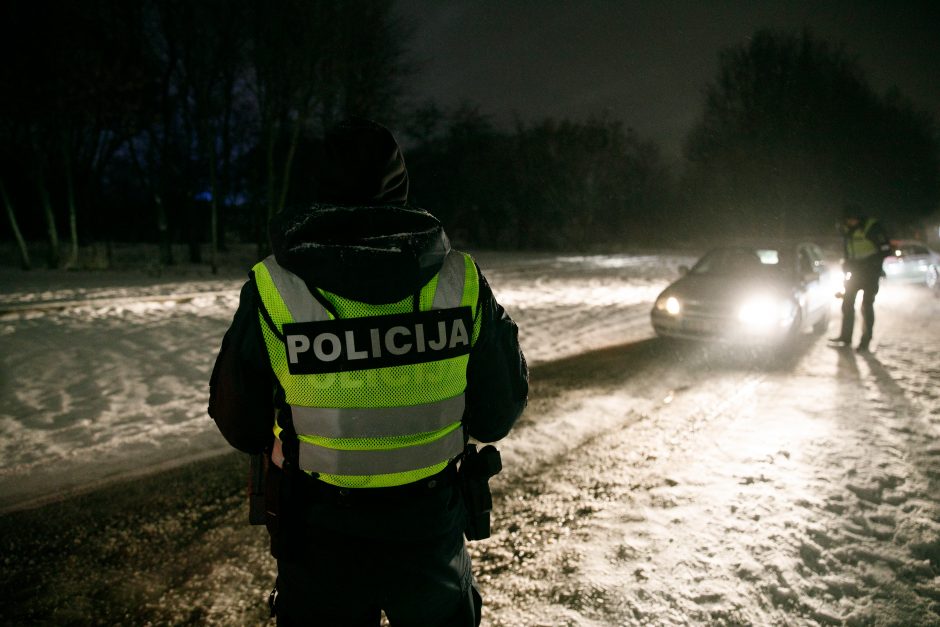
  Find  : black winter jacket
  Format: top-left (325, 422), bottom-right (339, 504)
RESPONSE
top-left (208, 204), bottom-right (528, 463)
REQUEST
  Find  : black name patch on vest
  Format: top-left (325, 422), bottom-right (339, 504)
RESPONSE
top-left (282, 306), bottom-right (473, 374)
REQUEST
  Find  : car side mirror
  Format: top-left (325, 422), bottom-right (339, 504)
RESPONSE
top-left (678, 265), bottom-right (689, 276)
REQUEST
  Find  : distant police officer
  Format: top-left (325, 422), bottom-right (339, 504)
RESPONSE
top-left (830, 204), bottom-right (892, 352)
top-left (209, 119), bottom-right (528, 626)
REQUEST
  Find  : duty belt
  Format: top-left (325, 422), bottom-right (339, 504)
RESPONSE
top-left (294, 462), bottom-right (459, 506)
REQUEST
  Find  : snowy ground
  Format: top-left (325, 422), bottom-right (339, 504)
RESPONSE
top-left (1, 248), bottom-right (938, 625)
top-left (0, 249), bottom-right (687, 512)
top-left (479, 280), bottom-right (940, 626)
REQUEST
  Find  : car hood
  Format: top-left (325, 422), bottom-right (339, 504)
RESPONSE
top-left (661, 272), bottom-right (794, 304)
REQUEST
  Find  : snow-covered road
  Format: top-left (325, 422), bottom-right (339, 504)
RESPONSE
top-left (478, 281), bottom-right (940, 625)
top-left (1, 251), bottom-right (938, 625)
top-left (0, 251), bottom-right (690, 512)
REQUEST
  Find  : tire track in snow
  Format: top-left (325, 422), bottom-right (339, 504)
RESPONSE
top-left (473, 338), bottom-right (774, 627)
top-left (475, 287), bottom-right (940, 626)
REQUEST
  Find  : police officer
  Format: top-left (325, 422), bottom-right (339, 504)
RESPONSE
top-left (209, 118), bottom-right (528, 626)
top-left (829, 203), bottom-right (892, 352)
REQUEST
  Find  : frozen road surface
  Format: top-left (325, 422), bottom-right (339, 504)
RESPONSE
top-left (1, 251), bottom-right (938, 625)
top-left (479, 282), bottom-right (940, 626)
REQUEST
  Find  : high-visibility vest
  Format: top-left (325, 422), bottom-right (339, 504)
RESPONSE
top-left (253, 250), bottom-right (481, 488)
top-left (846, 218), bottom-right (880, 260)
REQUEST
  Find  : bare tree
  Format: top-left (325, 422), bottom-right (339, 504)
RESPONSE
top-left (247, 0), bottom-right (412, 253)
top-left (682, 29), bottom-right (940, 239)
top-left (2, 0), bottom-right (154, 269)
top-left (162, 0), bottom-right (249, 272)
top-left (1, 178), bottom-right (31, 269)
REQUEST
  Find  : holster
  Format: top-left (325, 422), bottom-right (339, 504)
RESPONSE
top-left (247, 450), bottom-right (295, 559)
top-left (458, 444), bottom-right (502, 541)
top-left (248, 453), bottom-right (267, 526)
top-left (266, 459), bottom-right (299, 559)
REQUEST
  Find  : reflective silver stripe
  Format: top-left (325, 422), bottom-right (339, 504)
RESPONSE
top-left (291, 394), bottom-right (465, 438)
top-left (431, 251), bottom-right (466, 310)
top-left (298, 427), bottom-right (464, 476)
top-left (261, 255), bottom-right (330, 322)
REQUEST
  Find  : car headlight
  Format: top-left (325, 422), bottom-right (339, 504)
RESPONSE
top-left (655, 295), bottom-right (682, 315)
top-left (738, 296), bottom-right (795, 329)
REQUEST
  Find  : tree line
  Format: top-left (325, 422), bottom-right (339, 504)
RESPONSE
top-left (682, 29), bottom-right (939, 241)
top-left (1, 0), bottom-right (410, 271)
top-left (1, 1), bottom-right (938, 271)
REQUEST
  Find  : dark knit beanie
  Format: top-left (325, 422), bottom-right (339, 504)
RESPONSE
top-left (318, 118), bottom-right (409, 205)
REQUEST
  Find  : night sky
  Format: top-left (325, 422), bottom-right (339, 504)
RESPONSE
top-left (395, 0), bottom-right (940, 160)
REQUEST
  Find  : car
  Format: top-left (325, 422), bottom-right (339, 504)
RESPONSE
top-left (651, 242), bottom-right (834, 344)
top-left (882, 239), bottom-right (940, 288)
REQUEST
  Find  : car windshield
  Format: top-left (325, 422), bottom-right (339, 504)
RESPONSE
top-left (690, 248), bottom-right (785, 276)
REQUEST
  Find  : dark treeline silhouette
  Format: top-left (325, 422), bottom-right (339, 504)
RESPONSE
top-left (401, 104), bottom-right (675, 250)
top-left (1, 4), bottom-right (938, 271)
top-left (682, 29), bottom-right (940, 242)
top-left (1, 0), bottom-right (412, 271)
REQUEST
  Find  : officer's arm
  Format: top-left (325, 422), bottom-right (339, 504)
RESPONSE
top-left (208, 278), bottom-right (276, 454)
top-left (464, 267), bottom-right (528, 443)
top-left (869, 222), bottom-right (893, 258)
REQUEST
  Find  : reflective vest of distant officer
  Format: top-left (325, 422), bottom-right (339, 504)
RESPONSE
top-left (845, 217), bottom-right (882, 266)
top-left (841, 214), bottom-right (891, 285)
top-left (253, 250), bottom-right (480, 487)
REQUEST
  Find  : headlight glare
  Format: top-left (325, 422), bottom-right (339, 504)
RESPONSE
top-left (738, 296), bottom-right (794, 329)
top-left (738, 298), bottom-right (775, 327)
top-left (656, 295), bottom-right (681, 315)
top-left (664, 296), bottom-right (681, 315)
top-left (830, 270), bottom-right (846, 292)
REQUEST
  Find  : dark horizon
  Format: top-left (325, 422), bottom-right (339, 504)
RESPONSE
top-left (395, 0), bottom-right (940, 160)
top-left (1, 0), bottom-right (938, 271)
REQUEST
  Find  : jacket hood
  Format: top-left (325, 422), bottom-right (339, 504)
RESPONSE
top-left (269, 204), bottom-right (451, 304)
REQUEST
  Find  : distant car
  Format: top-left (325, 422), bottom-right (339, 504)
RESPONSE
top-left (651, 242), bottom-right (833, 343)
top-left (882, 240), bottom-right (940, 288)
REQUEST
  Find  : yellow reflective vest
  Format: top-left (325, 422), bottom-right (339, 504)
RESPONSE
top-left (846, 218), bottom-right (880, 260)
top-left (253, 251), bottom-right (481, 488)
